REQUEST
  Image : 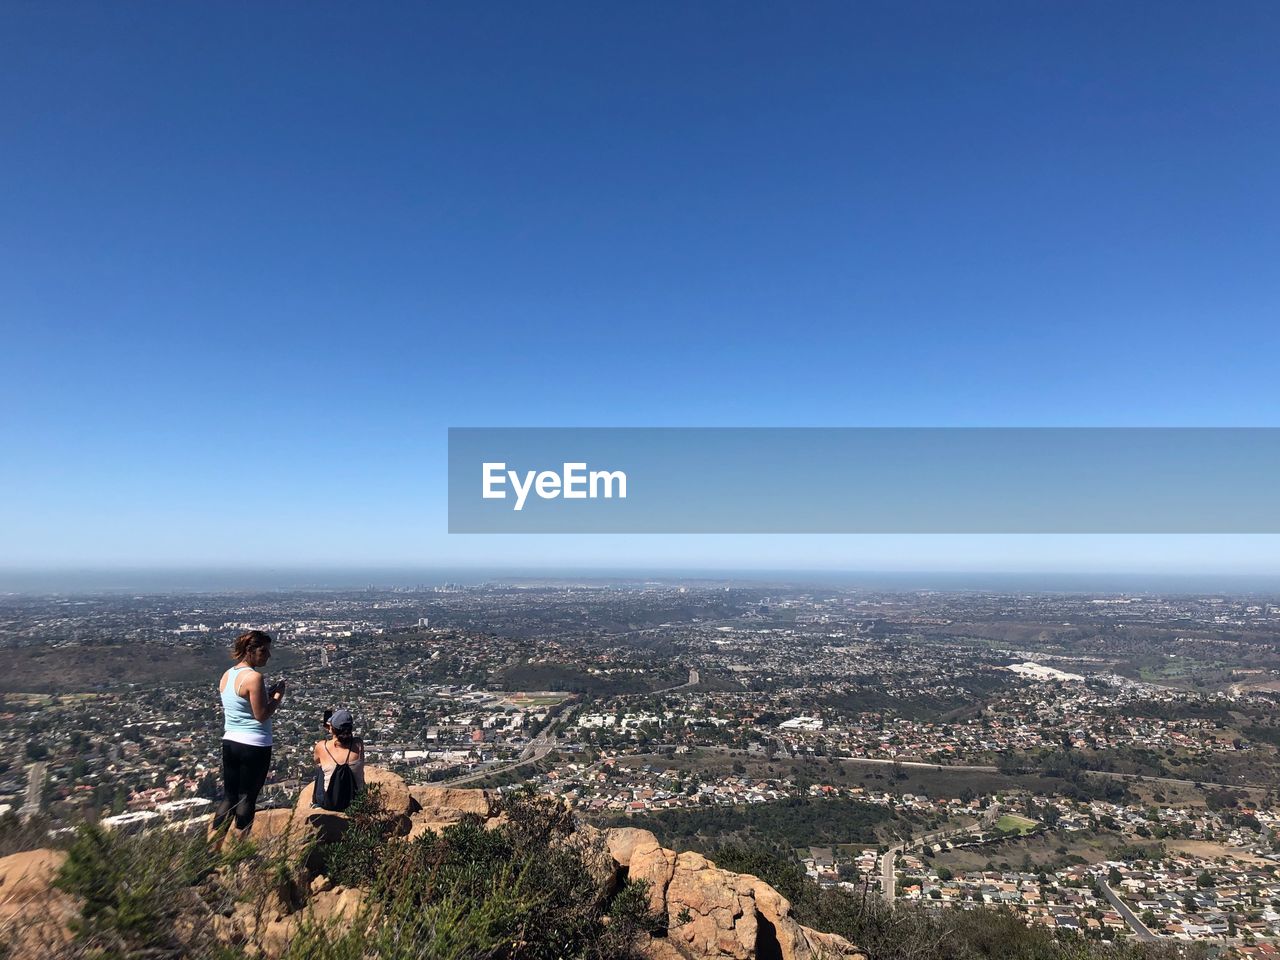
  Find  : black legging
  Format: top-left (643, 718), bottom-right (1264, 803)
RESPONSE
top-left (214, 739), bottom-right (272, 831)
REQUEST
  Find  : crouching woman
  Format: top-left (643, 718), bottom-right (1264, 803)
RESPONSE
top-left (312, 708), bottom-right (364, 811)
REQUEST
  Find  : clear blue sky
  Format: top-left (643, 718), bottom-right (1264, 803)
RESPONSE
top-left (2, 3), bottom-right (1279, 574)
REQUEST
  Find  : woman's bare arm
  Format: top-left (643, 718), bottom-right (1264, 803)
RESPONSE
top-left (243, 671), bottom-right (280, 723)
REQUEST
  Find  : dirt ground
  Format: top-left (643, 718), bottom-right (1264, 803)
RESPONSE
top-left (930, 828), bottom-right (1137, 873)
top-left (1166, 839), bottom-right (1271, 866)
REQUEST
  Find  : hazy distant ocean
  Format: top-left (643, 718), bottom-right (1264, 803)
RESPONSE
top-left (0, 567), bottom-right (1277, 595)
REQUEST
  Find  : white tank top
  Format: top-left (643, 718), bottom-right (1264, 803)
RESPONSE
top-left (221, 666), bottom-right (272, 747)
top-left (318, 741), bottom-right (365, 790)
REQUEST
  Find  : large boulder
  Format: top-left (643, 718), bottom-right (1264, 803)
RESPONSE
top-left (609, 828), bottom-right (677, 916)
top-left (284, 765), bottom-right (414, 871)
top-left (602, 833), bottom-right (864, 960)
top-left (365, 766), bottom-right (414, 820)
top-left (564, 822), bottom-right (622, 906)
top-left (406, 784), bottom-right (499, 839)
top-left (800, 926), bottom-right (866, 958)
top-left (0, 848), bottom-right (66, 901)
top-left (293, 765), bottom-right (413, 824)
top-left (664, 851), bottom-right (758, 959)
top-left (0, 849), bottom-right (77, 959)
top-left (607, 826), bottom-right (661, 867)
top-left (224, 884), bottom-right (367, 959)
top-left (249, 807), bottom-right (297, 844)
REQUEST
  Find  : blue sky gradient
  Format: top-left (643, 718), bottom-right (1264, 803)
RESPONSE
top-left (2, 3), bottom-right (1278, 573)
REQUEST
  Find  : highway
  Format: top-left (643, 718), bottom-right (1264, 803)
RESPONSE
top-left (443, 713), bottom-right (565, 786)
top-left (442, 666), bottom-right (699, 788)
top-left (669, 667), bottom-right (699, 691)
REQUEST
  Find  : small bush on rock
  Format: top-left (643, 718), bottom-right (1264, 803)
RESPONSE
top-left (54, 823), bottom-right (217, 956)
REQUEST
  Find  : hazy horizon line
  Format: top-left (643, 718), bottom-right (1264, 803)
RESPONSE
top-left (2, 564), bottom-right (1279, 596)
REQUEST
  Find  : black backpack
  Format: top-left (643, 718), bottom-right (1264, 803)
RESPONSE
top-left (312, 742), bottom-right (360, 812)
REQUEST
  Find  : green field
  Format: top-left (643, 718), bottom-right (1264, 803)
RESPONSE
top-left (995, 814), bottom-right (1038, 835)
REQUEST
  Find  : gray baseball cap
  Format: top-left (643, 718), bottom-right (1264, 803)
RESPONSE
top-left (329, 708), bottom-right (354, 732)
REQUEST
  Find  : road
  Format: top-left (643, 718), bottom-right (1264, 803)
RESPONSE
top-left (442, 666), bottom-right (699, 788)
top-left (444, 716), bottom-right (562, 786)
top-left (1099, 880), bottom-right (1158, 941)
top-left (881, 842), bottom-right (901, 904)
top-left (821, 755), bottom-right (1270, 795)
top-left (592, 744), bottom-right (1268, 799)
top-left (841, 756), bottom-right (1001, 774)
top-left (652, 667), bottom-right (699, 694)
top-left (880, 803), bottom-right (1001, 905)
top-left (20, 761), bottom-right (47, 819)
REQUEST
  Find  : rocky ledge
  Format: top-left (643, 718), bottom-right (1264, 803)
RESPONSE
top-left (0, 766), bottom-right (864, 960)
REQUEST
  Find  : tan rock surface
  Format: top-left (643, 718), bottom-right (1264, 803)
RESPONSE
top-left (607, 839), bottom-right (864, 960)
top-left (663, 852), bottom-right (756, 959)
top-left (564, 822), bottom-right (622, 906)
top-left (607, 826), bottom-right (660, 867)
top-left (365, 766), bottom-right (413, 819)
top-left (0, 848), bottom-right (77, 959)
top-left (406, 784), bottom-right (498, 839)
top-left (0, 848), bottom-right (66, 901)
top-left (800, 926), bottom-right (865, 958)
top-left (623, 833), bottom-right (678, 916)
top-left (248, 807), bottom-right (297, 845)
top-left (229, 884), bottom-right (368, 959)
top-left (292, 764), bottom-right (414, 835)
top-left (221, 779), bottom-right (865, 960)
top-left (641, 936), bottom-right (690, 959)
top-left (408, 784), bottom-right (494, 819)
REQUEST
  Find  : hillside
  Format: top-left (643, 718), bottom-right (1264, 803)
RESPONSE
top-left (1, 767), bottom-right (1192, 960)
top-left (0, 766), bottom-right (860, 960)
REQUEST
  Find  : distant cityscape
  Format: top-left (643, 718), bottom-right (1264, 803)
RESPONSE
top-left (6, 580), bottom-right (1280, 951)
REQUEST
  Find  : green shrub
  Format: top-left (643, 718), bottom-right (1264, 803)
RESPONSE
top-left (321, 785), bottom-right (398, 888)
top-left (289, 790), bottom-right (655, 959)
top-left (54, 823), bottom-right (216, 955)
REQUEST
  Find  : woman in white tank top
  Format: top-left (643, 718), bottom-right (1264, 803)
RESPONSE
top-left (212, 630), bottom-right (285, 842)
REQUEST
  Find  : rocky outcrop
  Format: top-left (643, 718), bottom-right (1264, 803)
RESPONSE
top-left (216, 881), bottom-right (367, 956)
top-left (14, 767), bottom-right (859, 960)
top-left (601, 824), bottom-right (863, 960)
top-left (406, 783), bottom-right (499, 839)
top-left (0, 848), bottom-right (77, 959)
top-left (566, 822), bottom-right (625, 907)
top-left (609, 826), bottom-right (678, 915)
top-left (0, 847), bottom-right (66, 901)
top-left (293, 763), bottom-right (413, 829)
top-left (266, 763), bottom-right (418, 870)
top-left (365, 765), bottom-right (414, 821)
top-left (658, 847), bottom-right (862, 960)
top-left (271, 768), bottom-right (862, 959)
